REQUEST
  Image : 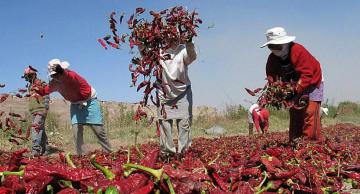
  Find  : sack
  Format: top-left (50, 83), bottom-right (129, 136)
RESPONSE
top-left (204, 126), bottom-right (227, 135)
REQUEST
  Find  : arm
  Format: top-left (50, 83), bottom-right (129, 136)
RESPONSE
top-left (265, 55), bottom-right (277, 82)
top-left (291, 46), bottom-right (319, 94)
top-left (183, 42), bottom-right (197, 65)
top-left (138, 44), bottom-right (146, 57)
top-left (35, 83), bottom-right (52, 96)
top-left (252, 110), bottom-right (261, 133)
top-left (67, 71), bottom-right (92, 100)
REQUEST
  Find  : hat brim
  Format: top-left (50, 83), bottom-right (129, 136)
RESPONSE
top-left (47, 61), bottom-right (70, 76)
top-left (48, 71), bottom-right (57, 76)
top-left (260, 36), bottom-right (296, 48)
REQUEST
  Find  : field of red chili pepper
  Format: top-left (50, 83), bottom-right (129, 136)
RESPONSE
top-left (0, 123), bottom-right (359, 194)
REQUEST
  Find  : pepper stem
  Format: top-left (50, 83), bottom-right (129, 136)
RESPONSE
top-left (208, 153), bottom-right (220, 165)
top-left (255, 180), bottom-right (274, 194)
top-left (163, 173), bottom-right (176, 194)
top-left (123, 163), bottom-right (163, 181)
top-left (65, 152), bottom-right (77, 168)
top-left (0, 169), bottom-right (24, 177)
top-left (255, 171), bottom-right (268, 191)
top-left (59, 180), bottom-right (73, 188)
top-left (47, 185), bottom-right (54, 194)
top-left (90, 154), bottom-right (116, 180)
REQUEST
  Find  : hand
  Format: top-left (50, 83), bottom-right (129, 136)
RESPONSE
top-left (54, 64), bottom-right (64, 74)
top-left (285, 90), bottom-right (298, 101)
top-left (187, 36), bottom-right (193, 43)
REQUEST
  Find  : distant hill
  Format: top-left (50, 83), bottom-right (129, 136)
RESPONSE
top-left (0, 96), bottom-right (219, 127)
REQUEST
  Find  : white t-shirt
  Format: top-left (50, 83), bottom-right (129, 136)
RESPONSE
top-left (248, 104), bottom-right (260, 123)
top-left (159, 44), bottom-right (196, 101)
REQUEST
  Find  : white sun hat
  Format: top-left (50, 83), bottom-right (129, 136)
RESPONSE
top-left (48, 58), bottom-right (70, 75)
top-left (260, 27), bottom-right (296, 48)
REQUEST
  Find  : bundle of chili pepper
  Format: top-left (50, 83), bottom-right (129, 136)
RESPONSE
top-left (245, 78), bottom-right (308, 110)
top-left (100, 6), bottom-right (202, 119)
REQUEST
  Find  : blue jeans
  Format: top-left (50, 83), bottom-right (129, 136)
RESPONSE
top-left (31, 112), bottom-right (48, 153)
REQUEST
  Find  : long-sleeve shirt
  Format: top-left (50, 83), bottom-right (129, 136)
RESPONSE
top-left (38, 70), bottom-right (91, 103)
top-left (266, 42), bottom-right (322, 94)
top-left (252, 109), bottom-right (269, 132)
top-left (159, 43), bottom-right (196, 101)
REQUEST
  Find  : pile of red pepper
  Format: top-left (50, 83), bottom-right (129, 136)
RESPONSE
top-left (99, 6), bottom-right (201, 119)
top-left (1, 123), bottom-right (360, 193)
top-left (245, 78), bottom-right (308, 110)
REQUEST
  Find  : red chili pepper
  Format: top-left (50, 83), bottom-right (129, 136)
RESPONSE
top-left (260, 157), bottom-right (277, 173)
top-left (127, 14), bottom-right (134, 28)
top-left (6, 117), bottom-right (16, 128)
top-left (31, 123), bottom-right (41, 133)
top-left (2, 175), bottom-right (25, 193)
top-left (274, 168), bottom-right (300, 179)
top-left (0, 187), bottom-right (13, 194)
top-left (171, 103), bottom-right (178, 109)
top-left (163, 165), bottom-right (210, 182)
top-left (119, 12), bottom-right (125, 24)
top-left (97, 38), bottom-right (108, 50)
top-left (344, 172), bottom-right (360, 181)
top-left (8, 112), bottom-right (21, 118)
top-left (9, 138), bottom-right (20, 145)
top-left (294, 171), bottom-right (307, 184)
top-left (15, 93), bottom-right (22, 98)
top-left (211, 172), bottom-right (229, 191)
top-left (129, 182), bottom-right (153, 194)
top-left (17, 127), bottom-right (22, 135)
top-left (110, 11), bottom-right (117, 24)
top-left (245, 88), bottom-right (256, 96)
top-left (137, 80), bottom-right (149, 92)
top-left (18, 89), bottom-right (27, 93)
top-left (135, 7), bottom-right (145, 14)
top-left (106, 40), bottom-right (119, 49)
top-left (155, 121), bottom-right (160, 137)
top-left (149, 11), bottom-right (160, 18)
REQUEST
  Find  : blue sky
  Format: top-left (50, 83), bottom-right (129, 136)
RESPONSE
top-left (0, 1), bottom-right (359, 109)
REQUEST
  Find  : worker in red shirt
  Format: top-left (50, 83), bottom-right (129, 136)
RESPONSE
top-left (36, 59), bottom-right (112, 155)
top-left (261, 27), bottom-right (323, 141)
top-left (248, 104), bottom-right (270, 134)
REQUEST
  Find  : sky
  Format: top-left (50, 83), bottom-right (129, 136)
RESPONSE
top-left (0, 0), bottom-right (359, 109)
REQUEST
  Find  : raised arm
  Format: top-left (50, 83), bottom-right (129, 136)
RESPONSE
top-left (183, 42), bottom-right (197, 65)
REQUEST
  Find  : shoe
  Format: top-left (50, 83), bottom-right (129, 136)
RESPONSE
top-left (31, 149), bottom-right (42, 157)
top-left (159, 152), bottom-right (175, 163)
top-left (176, 153), bottom-right (185, 162)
